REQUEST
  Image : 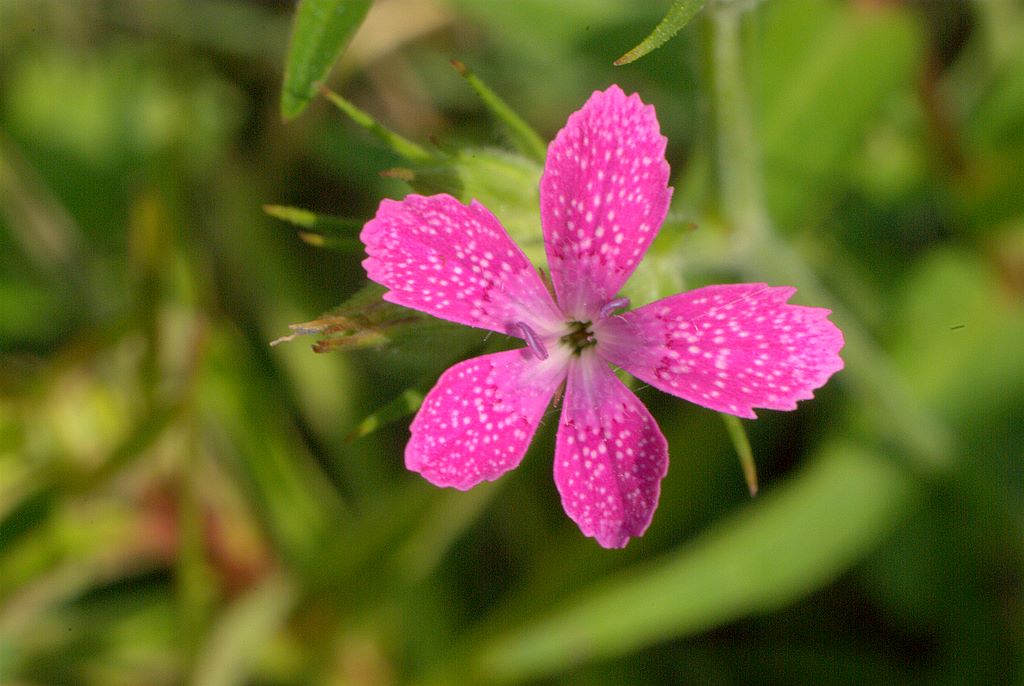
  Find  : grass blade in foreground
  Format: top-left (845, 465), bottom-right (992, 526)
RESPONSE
top-left (281, 0), bottom-right (372, 120)
top-left (614, 0), bottom-right (706, 65)
top-left (472, 443), bottom-right (914, 682)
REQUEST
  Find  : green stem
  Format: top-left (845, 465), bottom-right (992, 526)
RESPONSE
top-left (706, 0), bottom-right (953, 473)
top-left (709, 0), bottom-right (766, 247)
top-left (722, 413), bottom-right (758, 496)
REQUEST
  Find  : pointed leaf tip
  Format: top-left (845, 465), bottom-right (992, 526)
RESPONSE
top-left (347, 387), bottom-right (425, 441)
top-left (271, 284), bottom-right (444, 353)
top-left (320, 86), bottom-right (434, 162)
top-left (452, 59), bottom-right (547, 163)
top-left (614, 0), bottom-right (707, 66)
top-left (722, 413), bottom-right (758, 497)
top-left (264, 204), bottom-right (364, 252)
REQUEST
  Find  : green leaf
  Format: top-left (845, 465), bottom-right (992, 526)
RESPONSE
top-left (295, 233), bottom-right (363, 252)
top-left (280, 0), bottom-right (373, 120)
top-left (614, 0), bottom-right (706, 65)
top-left (472, 443), bottom-right (915, 682)
top-left (450, 59), bottom-right (548, 163)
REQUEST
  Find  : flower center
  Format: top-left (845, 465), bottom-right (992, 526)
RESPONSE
top-left (560, 319), bottom-right (596, 355)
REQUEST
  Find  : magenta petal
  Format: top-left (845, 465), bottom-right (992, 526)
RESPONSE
top-left (540, 85), bottom-right (672, 318)
top-left (407, 349), bottom-right (567, 490)
top-left (362, 194), bottom-right (562, 336)
top-left (554, 355), bottom-right (668, 548)
top-left (599, 284), bottom-right (845, 418)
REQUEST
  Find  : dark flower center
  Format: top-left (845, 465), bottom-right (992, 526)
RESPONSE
top-left (560, 320), bottom-right (596, 355)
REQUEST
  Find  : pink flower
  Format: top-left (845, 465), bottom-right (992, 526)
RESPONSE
top-left (360, 85), bottom-right (844, 548)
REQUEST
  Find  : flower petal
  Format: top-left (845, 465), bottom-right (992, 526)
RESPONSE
top-left (362, 194), bottom-right (563, 336)
top-left (407, 349), bottom-right (568, 490)
top-left (554, 354), bottom-right (668, 548)
top-left (540, 85), bottom-right (672, 318)
top-left (599, 284), bottom-right (845, 419)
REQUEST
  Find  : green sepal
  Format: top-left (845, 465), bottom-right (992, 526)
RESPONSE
top-left (403, 147), bottom-right (544, 257)
top-left (271, 283), bottom-right (452, 352)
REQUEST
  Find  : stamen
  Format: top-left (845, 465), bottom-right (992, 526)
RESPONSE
top-left (600, 297), bottom-right (631, 318)
top-left (516, 321), bottom-right (549, 360)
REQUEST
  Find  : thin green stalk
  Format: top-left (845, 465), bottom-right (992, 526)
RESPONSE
top-left (709, 0), bottom-right (767, 247)
top-left (451, 59), bottom-right (548, 163)
top-left (320, 85), bottom-right (435, 163)
top-left (707, 0), bottom-right (953, 473)
top-left (179, 417), bottom-right (213, 664)
top-left (722, 413), bottom-right (758, 496)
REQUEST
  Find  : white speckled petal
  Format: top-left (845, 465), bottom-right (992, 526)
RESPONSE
top-left (540, 85), bottom-right (672, 318)
top-left (554, 354), bottom-right (668, 549)
top-left (362, 194), bottom-right (563, 337)
top-left (598, 284), bottom-right (845, 418)
top-left (407, 349), bottom-right (569, 490)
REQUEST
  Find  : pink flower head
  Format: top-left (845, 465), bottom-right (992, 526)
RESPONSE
top-left (361, 86), bottom-right (844, 548)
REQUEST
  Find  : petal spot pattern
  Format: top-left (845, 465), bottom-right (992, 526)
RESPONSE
top-left (599, 284), bottom-right (845, 418)
top-left (362, 194), bottom-right (562, 336)
top-left (554, 356), bottom-right (668, 548)
top-left (360, 87), bottom-right (845, 548)
top-left (407, 349), bottom-right (568, 490)
top-left (541, 85), bottom-right (672, 318)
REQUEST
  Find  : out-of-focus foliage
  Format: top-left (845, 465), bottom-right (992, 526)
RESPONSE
top-left (0, 1), bottom-right (1021, 685)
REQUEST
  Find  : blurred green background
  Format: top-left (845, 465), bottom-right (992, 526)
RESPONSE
top-left (1, 0), bottom-right (1021, 684)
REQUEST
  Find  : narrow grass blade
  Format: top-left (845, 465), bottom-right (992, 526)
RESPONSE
top-left (263, 204), bottom-right (364, 252)
top-left (263, 204), bottom-right (361, 232)
top-left (450, 59), bottom-right (547, 163)
top-left (320, 86), bottom-right (435, 162)
top-left (281, 0), bottom-right (372, 120)
top-left (295, 233), bottom-right (362, 251)
top-left (614, 0), bottom-right (706, 65)
top-left (347, 386), bottom-right (424, 441)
